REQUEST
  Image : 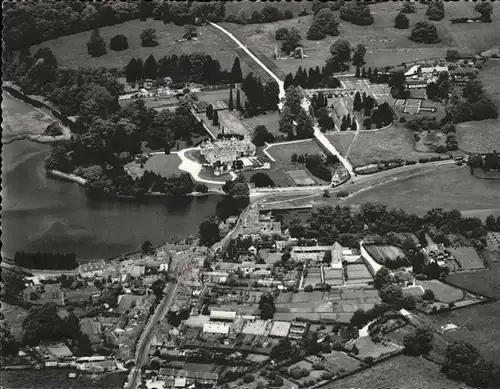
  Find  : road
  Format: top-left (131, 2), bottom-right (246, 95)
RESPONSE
top-left (125, 253), bottom-right (192, 389)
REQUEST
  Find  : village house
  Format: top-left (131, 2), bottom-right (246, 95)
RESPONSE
top-left (78, 260), bottom-right (107, 279)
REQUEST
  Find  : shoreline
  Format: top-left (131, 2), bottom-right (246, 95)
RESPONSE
top-left (45, 169), bottom-right (224, 198)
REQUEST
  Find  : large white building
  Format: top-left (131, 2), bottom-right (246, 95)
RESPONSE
top-left (200, 135), bottom-right (256, 166)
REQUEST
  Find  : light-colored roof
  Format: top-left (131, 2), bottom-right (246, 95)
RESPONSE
top-left (210, 310), bottom-right (237, 321)
top-left (241, 319), bottom-right (270, 336)
top-left (403, 285), bottom-right (425, 296)
top-left (292, 246), bottom-right (332, 252)
top-left (185, 315), bottom-right (210, 328)
top-left (269, 321), bottom-right (291, 337)
top-left (404, 65), bottom-right (421, 76)
top-left (203, 322), bottom-right (230, 335)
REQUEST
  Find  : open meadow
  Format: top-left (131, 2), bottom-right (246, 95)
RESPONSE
top-left (221, 2), bottom-right (455, 79)
top-left (124, 153), bottom-right (181, 180)
top-left (324, 355), bottom-right (472, 389)
top-left (32, 20), bottom-right (268, 78)
top-left (346, 125), bottom-right (441, 167)
top-left (343, 163), bottom-right (500, 214)
top-left (455, 59), bottom-right (500, 153)
top-left (324, 132), bottom-right (356, 157)
top-left (423, 252), bottom-right (500, 362)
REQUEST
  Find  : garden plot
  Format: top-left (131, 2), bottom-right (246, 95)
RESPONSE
top-left (344, 264), bottom-right (373, 284)
top-left (363, 244), bottom-right (407, 266)
top-left (323, 268), bottom-right (343, 286)
top-left (321, 351), bottom-right (363, 375)
top-left (286, 170), bottom-right (317, 186)
top-left (449, 246), bottom-right (485, 270)
top-left (486, 232), bottom-right (500, 250)
top-left (415, 280), bottom-right (464, 304)
top-left (349, 336), bottom-right (401, 360)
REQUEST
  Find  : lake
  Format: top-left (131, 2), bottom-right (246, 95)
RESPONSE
top-left (1, 95), bottom-right (222, 259)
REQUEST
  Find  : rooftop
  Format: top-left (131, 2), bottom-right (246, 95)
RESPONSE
top-left (269, 321), bottom-right (291, 338)
top-left (203, 322), bottom-right (230, 335)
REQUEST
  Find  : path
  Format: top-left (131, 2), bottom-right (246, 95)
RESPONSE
top-left (210, 23), bottom-right (285, 101)
top-left (175, 148), bottom-right (236, 185)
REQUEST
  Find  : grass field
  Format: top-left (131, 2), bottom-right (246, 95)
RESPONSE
top-left (346, 125), bottom-right (441, 167)
top-left (325, 132), bottom-right (356, 157)
top-left (456, 119), bottom-right (500, 154)
top-left (321, 351), bottom-right (363, 374)
top-left (32, 20), bottom-right (264, 77)
top-left (343, 164), bottom-right (500, 214)
top-left (221, 3), bottom-right (454, 79)
top-left (2, 91), bottom-right (57, 143)
top-left (239, 112), bottom-right (282, 138)
top-left (324, 355), bottom-right (471, 389)
top-left (415, 280), bottom-right (464, 304)
top-left (449, 246), bottom-right (485, 270)
top-left (124, 153), bottom-right (181, 179)
top-left (249, 139), bottom-right (329, 186)
top-left (350, 336), bottom-right (400, 359)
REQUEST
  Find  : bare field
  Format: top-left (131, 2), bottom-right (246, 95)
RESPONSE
top-left (456, 120), bottom-right (500, 154)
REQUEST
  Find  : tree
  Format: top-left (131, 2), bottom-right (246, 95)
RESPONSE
top-left (340, 2), bottom-right (374, 25)
top-left (87, 29), bottom-right (107, 57)
top-left (426, 82), bottom-right (439, 100)
top-left (409, 22), bottom-right (440, 43)
top-left (250, 172), bottom-right (275, 188)
top-left (281, 28), bottom-right (302, 54)
top-left (183, 25), bottom-right (197, 40)
top-left (141, 240), bottom-right (154, 255)
top-left (206, 104), bottom-right (214, 120)
top-left (23, 303), bottom-right (67, 345)
top-left (212, 110), bottom-right (219, 126)
top-left (329, 40), bottom-right (351, 69)
top-left (140, 28), bottom-right (158, 47)
top-left (475, 2), bottom-right (493, 23)
top-left (109, 34), bottom-right (129, 51)
top-left (394, 12), bottom-right (410, 29)
top-left (151, 279), bottom-right (166, 299)
top-left (374, 267), bottom-right (392, 289)
top-left (422, 289), bottom-right (435, 301)
top-left (352, 44), bottom-right (366, 67)
top-left (236, 89), bottom-right (242, 111)
top-left (284, 73), bottom-right (295, 89)
top-left (271, 339), bottom-right (295, 360)
top-left (304, 285), bottom-right (314, 292)
top-left (404, 326), bottom-right (434, 355)
top-left (228, 88), bottom-right (234, 111)
top-left (259, 294), bottom-right (276, 319)
top-left (350, 120), bottom-right (357, 131)
top-left (231, 57), bottom-right (243, 83)
top-left (312, 8), bottom-right (340, 38)
top-left (275, 27), bottom-right (290, 40)
top-left (143, 54), bottom-right (158, 80)
top-left (353, 92), bottom-right (362, 112)
top-left (252, 125), bottom-right (274, 146)
top-left (401, 3), bottom-right (416, 13)
top-left (426, 1), bottom-right (445, 21)
top-left (307, 23), bottom-right (326, 41)
top-left (0, 325), bottom-right (20, 356)
top-left (199, 216), bottom-right (220, 246)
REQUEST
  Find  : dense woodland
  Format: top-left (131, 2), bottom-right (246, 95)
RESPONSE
top-left (14, 252), bottom-right (78, 270)
top-left (125, 53), bottom-right (239, 85)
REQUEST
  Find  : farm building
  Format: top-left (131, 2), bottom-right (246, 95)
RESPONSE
top-left (210, 310), bottom-right (237, 322)
top-left (269, 321), bottom-right (292, 338)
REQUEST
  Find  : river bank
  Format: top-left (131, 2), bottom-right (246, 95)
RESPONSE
top-left (2, 84), bottom-right (73, 143)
